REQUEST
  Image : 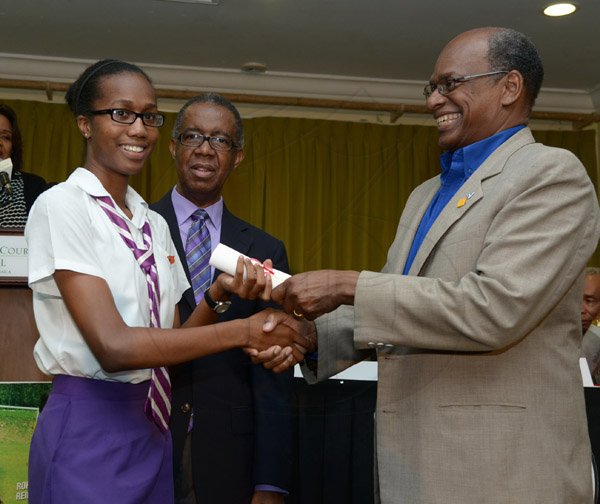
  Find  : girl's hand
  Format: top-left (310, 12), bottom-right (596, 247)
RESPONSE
top-left (215, 256), bottom-right (274, 301)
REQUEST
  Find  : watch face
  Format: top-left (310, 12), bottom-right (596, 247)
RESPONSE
top-left (215, 301), bottom-right (231, 314)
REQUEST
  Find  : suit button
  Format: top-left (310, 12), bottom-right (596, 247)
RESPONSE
top-left (367, 342), bottom-right (376, 347)
top-left (376, 342), bottom-right (385, 348)
top-left (181, 403), bottom-right (192, 413)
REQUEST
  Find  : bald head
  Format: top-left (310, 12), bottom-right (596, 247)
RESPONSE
top-left (442, 27), bottom-right (543, 112)
top-left (427, 27), bottom-right (543, 151)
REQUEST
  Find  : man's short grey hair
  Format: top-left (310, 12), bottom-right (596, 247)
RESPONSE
top-left (172, 92), bottom-right (244, 148)
top-left (487, 28), bottom-right (544, 113)
top-left (585, 267), bottom-right (600, 277)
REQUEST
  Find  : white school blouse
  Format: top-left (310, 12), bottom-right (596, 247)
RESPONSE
top-left (25, 168), bottom-right (189, 383)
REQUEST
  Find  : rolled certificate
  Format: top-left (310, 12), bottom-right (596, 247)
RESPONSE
top-left (209, 243), bottom-right (291, 288)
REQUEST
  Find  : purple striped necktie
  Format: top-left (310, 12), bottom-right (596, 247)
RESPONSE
top-left (95, 195), bottom-right (171, 433)
top-left (185, 209), bottom-right (212, 304)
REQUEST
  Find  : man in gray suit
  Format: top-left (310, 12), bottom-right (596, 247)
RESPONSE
top-left (259, 27), bottom-right (600, 503)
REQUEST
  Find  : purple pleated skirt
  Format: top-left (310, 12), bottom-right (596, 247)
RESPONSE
top-left (28, 375), bottom-right (174, 504)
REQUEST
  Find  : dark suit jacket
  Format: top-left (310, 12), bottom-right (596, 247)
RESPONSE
top-left (22, 171), bottom-right (48, 213)
top-left (152, 192), bottom-right (293, 504)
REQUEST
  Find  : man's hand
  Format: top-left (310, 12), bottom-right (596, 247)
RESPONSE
top-left (271, 270), bottom-right (360, 320)
top-left (245, 310), bottom-right (317, 373)
top-left (244, 308), bottom-right (308, 366)
top-left (250, 490), bottom-right (285, 504)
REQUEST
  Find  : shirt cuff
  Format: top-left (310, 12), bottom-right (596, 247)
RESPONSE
top-left (254, 484), bottom-right (288, 495)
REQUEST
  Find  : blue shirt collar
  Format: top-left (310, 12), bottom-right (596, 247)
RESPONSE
top-left (439, 125), bottom-right (525, 183)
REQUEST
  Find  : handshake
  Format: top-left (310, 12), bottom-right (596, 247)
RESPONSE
top-left (211, 244), bottom-right (359, 372)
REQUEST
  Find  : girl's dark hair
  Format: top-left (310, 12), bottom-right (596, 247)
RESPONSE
top-left (65, 59), bottom-right (153, 116)
top-left (0, 103), bottom-right (23, 171)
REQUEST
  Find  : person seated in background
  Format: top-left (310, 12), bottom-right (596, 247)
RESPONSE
top-left (582, 267), bottom-right (600, 334)
top-left (0, 103), bottom-right (47, 228)
top-left (581, 267), bottom-right (600, 382)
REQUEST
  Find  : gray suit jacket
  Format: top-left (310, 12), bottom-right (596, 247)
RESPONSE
top-left (304, 128), bottom-right (600, 503)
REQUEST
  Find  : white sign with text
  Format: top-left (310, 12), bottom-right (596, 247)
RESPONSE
top-left (0, 233), bottom-right (28, 280)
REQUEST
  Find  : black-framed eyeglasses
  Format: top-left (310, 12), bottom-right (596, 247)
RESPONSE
top-left (176, 131), bottom-right (238, 152)
top-left (423, 70), bottom-right (509, 98)
top-left (90, 108), bottom-right (165, 127)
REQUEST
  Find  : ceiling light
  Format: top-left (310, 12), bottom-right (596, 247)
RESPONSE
top-left (543, 3), bottom-right (577, 16)
top-left (241, 62), bottom-right (267, 74)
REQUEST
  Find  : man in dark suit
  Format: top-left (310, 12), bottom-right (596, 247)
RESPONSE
top-left (151, 93), bottom-right (293, 504)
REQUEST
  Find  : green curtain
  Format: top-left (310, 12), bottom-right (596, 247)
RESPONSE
top-left (532, 129), bottom-right (600, 267)
top-left (4, 98), bottom-right (599, 271)
top-left (6, 100), bottom-right (84, 181)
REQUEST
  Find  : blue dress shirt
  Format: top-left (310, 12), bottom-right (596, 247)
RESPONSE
top-left (403, 125), bottom-right (525, 274)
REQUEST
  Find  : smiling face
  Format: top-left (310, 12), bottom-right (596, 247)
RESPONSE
top-left (78, 71), bottom-right (159, 181)
top-left (171, 102), bottom-right (244, 208)
top-left (426, 29), bottom-right (523, 151)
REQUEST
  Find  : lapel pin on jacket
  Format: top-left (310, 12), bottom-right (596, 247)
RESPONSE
top-left (457, 192), bottom-right (476, 208)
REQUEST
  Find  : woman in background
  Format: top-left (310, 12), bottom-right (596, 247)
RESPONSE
top-left (25, 59), bottom-right (299, 504)
top-left (0, 104), bottom-right (47, 227)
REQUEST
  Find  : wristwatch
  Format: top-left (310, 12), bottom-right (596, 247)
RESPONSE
top-left (204, 289), bottom-right (232, 314)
